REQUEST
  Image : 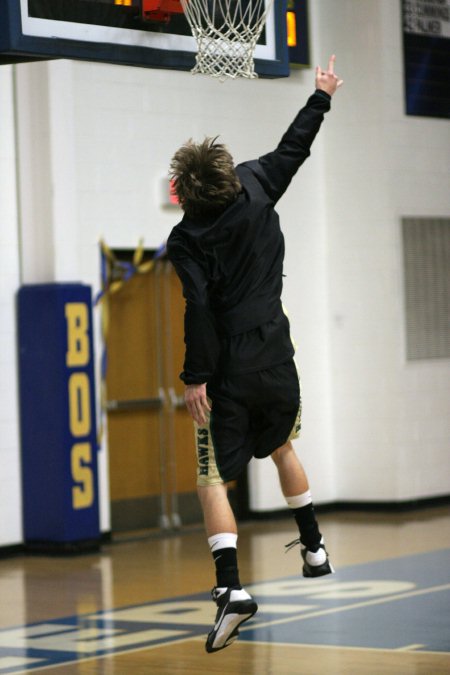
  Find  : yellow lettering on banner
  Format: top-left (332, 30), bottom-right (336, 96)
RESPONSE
top-left (68, 373), bottom-right (91, 437)
top-left (71, 443), bottom-right (94, 509)
top-left (65, 303), bottom-right (89, 367)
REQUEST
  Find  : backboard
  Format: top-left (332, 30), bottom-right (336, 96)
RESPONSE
top-left (0, 0), bottom-right (292, 77)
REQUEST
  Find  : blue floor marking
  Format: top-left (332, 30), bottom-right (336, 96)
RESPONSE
top-left (0, 549), bottom-right (448, 673)
top-left (240, 548), bottom-right (450, 652)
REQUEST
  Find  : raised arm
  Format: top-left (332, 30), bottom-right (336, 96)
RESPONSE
top-left (249, 55), bottom-right (343, 203)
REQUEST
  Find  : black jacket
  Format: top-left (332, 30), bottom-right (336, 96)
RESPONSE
top-left (167, 90), bottom-right (331, 384)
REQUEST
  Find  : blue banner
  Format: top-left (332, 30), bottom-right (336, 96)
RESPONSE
top-left (18, 284), bottom-right (100, 545)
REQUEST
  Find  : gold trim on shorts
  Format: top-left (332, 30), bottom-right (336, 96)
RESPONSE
top-left (288, 393), bottom-right (302, 441)
top-left (283, 303), bottom-right (302, 441)
top-left (288, 361), bottom-right (302, 442)
top-left (194, 405), bottom-right (223, 487)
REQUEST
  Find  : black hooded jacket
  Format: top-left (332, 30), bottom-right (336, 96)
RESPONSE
top-left (167, 90), bottom-right (331, 385)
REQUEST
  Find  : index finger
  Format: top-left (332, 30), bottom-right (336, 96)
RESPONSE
top-left (328, 54), bottom-right (336, 73)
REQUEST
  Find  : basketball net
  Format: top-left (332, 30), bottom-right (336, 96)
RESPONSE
top-left (180, 0), bottom-right (275, 80)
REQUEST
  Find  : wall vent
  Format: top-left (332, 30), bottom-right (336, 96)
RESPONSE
top-left (402, 217), bottom-right (450, 360)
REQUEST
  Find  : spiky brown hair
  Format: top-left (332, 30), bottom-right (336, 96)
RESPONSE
top-left (169, 137), bottom-right (241, 219)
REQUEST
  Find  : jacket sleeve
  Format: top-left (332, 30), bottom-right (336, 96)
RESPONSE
top-left (169, 251), bottom-right (221, 385)
top-left (244, 89), bottom-right (331, 203)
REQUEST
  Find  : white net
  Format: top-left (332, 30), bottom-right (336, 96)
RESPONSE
top-left (180, 0), bottom-right (275, 80)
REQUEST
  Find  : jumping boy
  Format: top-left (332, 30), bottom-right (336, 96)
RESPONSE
top-left (167, 55), bottom-right (343, 653)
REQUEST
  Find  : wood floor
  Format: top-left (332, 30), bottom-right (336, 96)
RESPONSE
top-left (0, 507), bottom-right (449, 674)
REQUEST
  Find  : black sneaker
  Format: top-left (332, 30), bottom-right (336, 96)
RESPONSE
top-left (285, 536), bottom-right (335, 578)
top-left (205, 586), bottom-right (258, 653)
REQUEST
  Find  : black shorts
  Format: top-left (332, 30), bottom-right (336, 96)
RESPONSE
top-left (195, 359), bottom-right (302, 485)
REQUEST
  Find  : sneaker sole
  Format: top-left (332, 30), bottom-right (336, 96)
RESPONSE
top-left (206, 600), bottom-right (258, 653)
top-left (303, 561), bottom-right (335, 578)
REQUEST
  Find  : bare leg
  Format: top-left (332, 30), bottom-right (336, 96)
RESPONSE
top-left (272, 441), bottom-right (333, 575)
top-left (197, 483), bottom-right (237, 537)
top-left (198, 442), bottom-right (308, 534)
top-left (271, 441), bottom-right (309, 497)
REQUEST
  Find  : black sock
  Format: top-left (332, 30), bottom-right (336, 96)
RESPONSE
top-left (212, 547), bottom-right (241, 589)
top-left (292, 503), bottom-right (322, 551)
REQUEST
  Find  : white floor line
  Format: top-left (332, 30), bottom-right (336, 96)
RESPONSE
top-left (230, 638), bottom-right (448, 656)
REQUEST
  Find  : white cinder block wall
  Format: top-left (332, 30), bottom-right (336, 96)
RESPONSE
top-left (320, 0), bottom-right (450, 503)
top-left (0, 66), bottom-right (23, 544)
top-left (0, 1), bottom-right (449, 545)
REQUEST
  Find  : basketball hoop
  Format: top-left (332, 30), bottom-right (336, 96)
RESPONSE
top-left (180, 0), bottom-right (275, 80)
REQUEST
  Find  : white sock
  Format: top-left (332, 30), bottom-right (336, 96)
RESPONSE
top-left (208, 532), bottom-right (238, 553)
top-left (286, 490), bottom-right (312, 510)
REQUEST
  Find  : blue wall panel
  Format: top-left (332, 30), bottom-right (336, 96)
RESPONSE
top-left (18, 284), bottom-right (100, 545)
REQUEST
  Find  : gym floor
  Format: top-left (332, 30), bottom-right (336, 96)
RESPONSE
top-left (0, 506), bottom-right (449, 674)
